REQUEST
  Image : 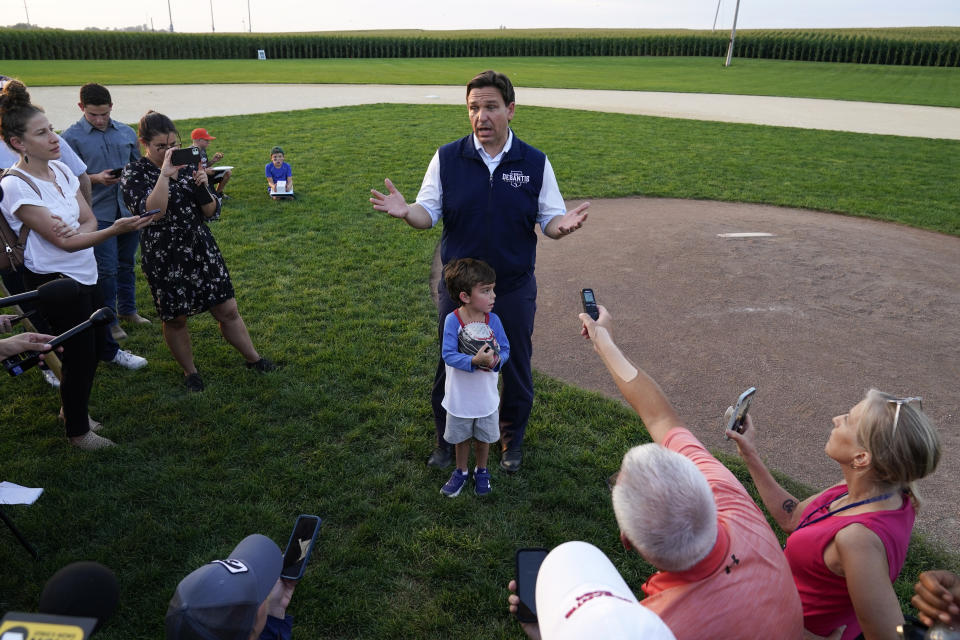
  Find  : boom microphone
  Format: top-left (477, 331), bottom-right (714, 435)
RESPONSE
top-left (3, 307), bottom-right (114, 377)
top-left (0, 278), bottom-right (80, 308)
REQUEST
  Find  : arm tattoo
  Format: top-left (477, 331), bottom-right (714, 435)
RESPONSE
top-left (782, 499), bottom-right (798, 514)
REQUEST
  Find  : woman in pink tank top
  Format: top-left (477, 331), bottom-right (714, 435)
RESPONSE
top-left (725, 389), bottom-right (940, 640)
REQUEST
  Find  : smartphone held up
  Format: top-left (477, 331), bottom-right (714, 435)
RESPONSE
top-left (170, 147), bottom-right (201, 166)
top-left (515, 548), bottom-right (548, 623)
top-left (580, 288), bottom-right (599, 320)
top-left (281, 514), bottom-right (322, 580)
top-left (725, 387), bottom-right (757, 436)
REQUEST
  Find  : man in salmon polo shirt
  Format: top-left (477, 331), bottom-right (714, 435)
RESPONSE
top-left (579, 305), bottom-right (804, 640)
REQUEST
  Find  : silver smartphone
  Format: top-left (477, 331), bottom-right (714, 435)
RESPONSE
top-left (726, 387), bottom-right (757, 434)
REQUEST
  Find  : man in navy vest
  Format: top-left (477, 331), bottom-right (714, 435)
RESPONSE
top-left (371, 70), bottom-right (589, 473)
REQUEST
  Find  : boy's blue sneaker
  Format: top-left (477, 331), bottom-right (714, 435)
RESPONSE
top-left (441, 469), bottom-right (469, 498)
top-left (474, 467), bottom-right (492, 496)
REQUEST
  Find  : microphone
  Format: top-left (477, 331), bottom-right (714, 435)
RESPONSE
top-left (3, 307), bottom-right (115, 377)
top-left (0, 278), bottom-right (80, 308)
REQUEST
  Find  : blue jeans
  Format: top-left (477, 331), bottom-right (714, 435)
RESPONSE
top-left (94, 220), bottom-right (140, 320)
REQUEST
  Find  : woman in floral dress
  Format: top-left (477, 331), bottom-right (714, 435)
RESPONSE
top-left (122, 111), bottom-right (274, 392)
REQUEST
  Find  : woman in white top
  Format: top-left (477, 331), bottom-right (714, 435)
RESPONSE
top-left (0, 80), bottom-right (154, 450)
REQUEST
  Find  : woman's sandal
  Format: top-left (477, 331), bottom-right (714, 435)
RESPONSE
top-left (68, 431), bottom-right (116, 451)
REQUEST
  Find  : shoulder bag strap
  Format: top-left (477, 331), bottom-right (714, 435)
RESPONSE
top-left (1, 167), bottom-right (41, 247)
top-left (1, 167), bottom-right (43, 198)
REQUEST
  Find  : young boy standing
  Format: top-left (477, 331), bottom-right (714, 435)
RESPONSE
top-left (439, 258), bottom-right (510, 497)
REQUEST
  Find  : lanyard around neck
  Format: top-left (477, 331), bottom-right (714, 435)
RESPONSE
top-left (795, 491), bottom-right (895, 530)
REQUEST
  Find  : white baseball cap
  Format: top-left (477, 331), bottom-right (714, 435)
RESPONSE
top-left (536, 541), bottom-right (676, 640)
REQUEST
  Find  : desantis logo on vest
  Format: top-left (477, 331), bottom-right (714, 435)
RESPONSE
top-left (502, 170), bottom-right (530, 188)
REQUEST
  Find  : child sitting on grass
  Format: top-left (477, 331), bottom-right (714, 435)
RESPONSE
top-left (190, 127), bottom-right (231, 198)
top-left (265, 145), bottom-right (293, 200)
top-left (439, 258), bottom-right (510, 498)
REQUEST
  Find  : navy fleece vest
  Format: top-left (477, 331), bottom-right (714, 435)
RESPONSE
top-left (438, 134), bottom-right (546, 293)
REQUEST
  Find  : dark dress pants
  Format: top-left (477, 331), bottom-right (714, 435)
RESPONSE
top-left (23, 271), bottom-right (106, 438)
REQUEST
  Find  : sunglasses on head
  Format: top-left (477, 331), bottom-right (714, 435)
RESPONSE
top-left (888, 396), bottom-right (922, 436)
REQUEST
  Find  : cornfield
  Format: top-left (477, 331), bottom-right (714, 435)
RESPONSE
top-left (1, 28), bottom-right (957, 66)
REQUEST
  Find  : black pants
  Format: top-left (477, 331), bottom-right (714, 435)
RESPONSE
top-left (22, 271), bottom-right (107, 438)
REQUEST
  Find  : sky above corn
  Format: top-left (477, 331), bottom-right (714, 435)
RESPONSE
top-left (10, 0), bottom-right (959, 34)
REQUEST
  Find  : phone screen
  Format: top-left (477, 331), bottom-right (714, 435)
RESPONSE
top-left (515, 548), bottom-right (548, 623)
top-left (581, 288), bottom-right (599, 320)
top-left (281, 515), bottom-right (322, 580)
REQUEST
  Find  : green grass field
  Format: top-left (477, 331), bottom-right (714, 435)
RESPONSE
top-left (0, 101), bottom-right (957, 637)
top-left (7, 56), bottom-right (960, 107)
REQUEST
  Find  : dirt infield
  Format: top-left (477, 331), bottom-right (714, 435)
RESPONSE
top-left (526, 196), bottom-right (959, 550)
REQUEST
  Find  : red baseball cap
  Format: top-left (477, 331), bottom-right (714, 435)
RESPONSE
top-left (191, 128), bottom-right (215, 140)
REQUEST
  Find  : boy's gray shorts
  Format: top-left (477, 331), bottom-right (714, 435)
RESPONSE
top-left (444, 411), bottom-right (500, 444)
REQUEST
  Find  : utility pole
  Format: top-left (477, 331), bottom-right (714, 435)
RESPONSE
top-left (247, 0), bottom-right (252, 32)
top-left (167, 0), bottom-right (174, 32)
top-left (712, 0), bottom-right (722, 31)
top-left (210, 0), bottom-right (215, 32)
top-left (723, 0), bottom-right (741, 67)
top-left (23, 0), bottom-right (30, 25)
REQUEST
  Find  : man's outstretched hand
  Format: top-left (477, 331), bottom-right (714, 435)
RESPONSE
top-left (370, 178), bottom-right (410, 220)
top-left (553, 201), bottom-right (590, 236)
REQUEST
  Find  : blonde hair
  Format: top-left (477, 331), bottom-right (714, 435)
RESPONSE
top-left (858, 389), bottom-right (940, 506)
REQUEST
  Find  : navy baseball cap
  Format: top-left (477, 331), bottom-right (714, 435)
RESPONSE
top-left (165, 534), bottom-right (282, 640)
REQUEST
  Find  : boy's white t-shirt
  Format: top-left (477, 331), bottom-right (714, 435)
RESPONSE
top-left (0, 161), bottom-right (97, 285)
top-left (443, 358), bottom-right (500, 418)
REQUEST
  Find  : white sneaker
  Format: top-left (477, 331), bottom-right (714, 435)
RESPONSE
top-left (110, 349), bottom-right (147, 370)
top-left (41, 367), bottom-right (60, 388)
top-left (69, 431), bottom-right (117, 450)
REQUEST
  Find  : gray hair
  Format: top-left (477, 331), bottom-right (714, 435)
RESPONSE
top-left (612, 443), bottom-right (717, 572)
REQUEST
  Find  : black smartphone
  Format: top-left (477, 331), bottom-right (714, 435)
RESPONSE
top-left (140, 208), bottom-right (161, 218)
top-left (280, 514), bottom-right (321, 580)
top-left (109, 167), bottom-right (123, 177)
top-left (170, 147), bottom-right (200, 166)
top-left (580, 288), bottom-right (599, 320)
top-left (726, 387), bottom-right (757, 434)
top-left (515, 548), bottom-right (548, 623)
